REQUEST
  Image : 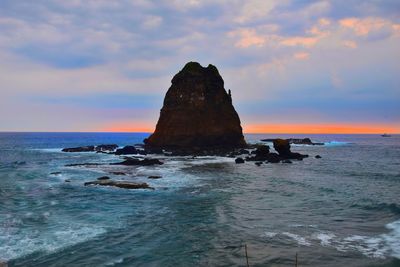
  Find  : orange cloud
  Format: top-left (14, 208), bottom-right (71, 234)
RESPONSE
top-left (293, 52), bottom-right (310, 60)
top-left (243, 123), bottom-right (400, 134)
top-left (339, 17), bottom-right (386, 36)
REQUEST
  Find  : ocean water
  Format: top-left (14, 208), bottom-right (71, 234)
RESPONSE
top-left (0, 132), bottom-right (399, 267)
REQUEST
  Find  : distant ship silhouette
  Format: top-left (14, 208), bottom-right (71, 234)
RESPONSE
top-left (381, 133), bottom-right (391, 137)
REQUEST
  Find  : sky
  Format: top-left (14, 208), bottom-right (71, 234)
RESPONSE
top-left (0, 0), bottom-right (399, 133)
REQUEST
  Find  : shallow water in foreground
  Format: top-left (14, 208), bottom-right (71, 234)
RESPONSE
top-left (0, 133), bottom-right (399, 266)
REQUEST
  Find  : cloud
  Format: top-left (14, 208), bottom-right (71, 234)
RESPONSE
top-left (228, 28), bottom-right (266, 48)
top-left (342, 40), bottom-right (357, 48)
top-left (293, 52), bottom-right (310, 60)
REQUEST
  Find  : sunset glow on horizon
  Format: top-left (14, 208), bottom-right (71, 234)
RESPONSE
top-left (100, 122), bottom-right (400, 135)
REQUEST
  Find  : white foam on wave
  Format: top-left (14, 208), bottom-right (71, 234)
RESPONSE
top-left (0, 223), bottom-right (106, 261)
top-left (264, 231), bottom-right (278, 238)
top-left (382, 220), bottom-right (400, 259)
top-left (313, 232), bottom-right (336, 246)
top-left (264, 220), bottom-right (400, 259)
top-left (282, 232), bottom-right (312, 246)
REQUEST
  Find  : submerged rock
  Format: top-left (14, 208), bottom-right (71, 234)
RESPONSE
top-left (261, 138), bottom-right (324, 145)
top-left (62, 146), bottom-right (95, 152)
top-left (50, 172), bottom-right (62, 175)
top-left (315, 155), bottom-right (322, 159)
top-left (144, 62), bottom-right (246, 150)
top-left (63, 144), bottom-right (119, 153)
top-left (110, 171), bottom-right (126, 175)
top-left (84, 179), bottom-right (153, 190)
top-left (111, 158), bottom-right (164, 166)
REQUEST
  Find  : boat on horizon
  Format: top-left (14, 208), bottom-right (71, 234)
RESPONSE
top-left (381, 133), bottom-right (391, 137)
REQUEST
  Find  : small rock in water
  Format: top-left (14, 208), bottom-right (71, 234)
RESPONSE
top-left (115, 146), bottom-right (137, 155)
top-left (111, 172), bottom-right (126, 175)
top-left (84, 180), bottom-right (153, 190)
top-left (64, 179), bottom-right (71, 183)
top-left (97, 176), bottom-right (110, 180)
top-left (50, 172), bottom-right (61, 175)
top-left (282, 159), bottom-right (293, 164)
top-left (62, 146), bottom-right (95, 152)
top-left (148, 175), bottom-right (162, 179)
top-left (315, 155), bottom-right (322, 159)
top-left (111, 158), bottom-right (164, 166)
top-left (255, 162), bottom-right (263, 166)
top-left (235, 157), bottom-right (245, 164)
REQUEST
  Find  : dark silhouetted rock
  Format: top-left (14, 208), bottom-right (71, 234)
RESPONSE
top-left (62, 146), bottom-right (95, 152)
top-left (84, 180), bottom-right (153, 190)
top-left (115, 146), bottom-right (137, 155)
top-left (235, 157), bottom-right (245, 164)
top-left (261, 138), bottom-right (324, 145)
top-left (64, 179), bottom-right (71, 183)
top-left (97, 176), bottom-right (110, 180)
top-left (255, 162), bottom-right (263, 166)
top-left (315, 155), bottom-right (322, 159)
top-left (50, 172), bottom-right (61, 175)
top-left (266, 153), bottom-right (281, 163)
top-left (111, 158), bottom-right (164, 166)
top-left (148, 175), bottom-right (162, 179)
top-left (273, 139), bottom-right (308, 160)
top-left (144, 62), bottom-right (246, 150)
top-left (282, 159), bottom-right (293, 164)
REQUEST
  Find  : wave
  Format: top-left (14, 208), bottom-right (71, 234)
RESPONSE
top-left (0, 222), bottom-right (106, 261)
top-left (264, 219), bottom-right (400, 259)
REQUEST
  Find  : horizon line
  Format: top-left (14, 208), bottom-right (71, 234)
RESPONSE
top-left (0, 131), bottom-right (398, 135)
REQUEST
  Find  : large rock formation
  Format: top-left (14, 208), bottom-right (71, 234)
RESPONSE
top-left (145, 62), bottom-right (246, 149)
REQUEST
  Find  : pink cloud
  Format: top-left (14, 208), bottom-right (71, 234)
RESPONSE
top-left (339, 17), bottom-right (386, 36)
top-left (342, 40), bottom-right (357, 49)
top-left (228, 28), bottom-right (265, 48)
top-left (293, 52), bottom-right (310, 60)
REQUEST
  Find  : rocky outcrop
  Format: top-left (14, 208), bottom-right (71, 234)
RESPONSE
top-left (273, 139), bottom-right (308, 160)
top-left (84, 179), bottom-right (153, 190)
top-left (62, 146), bottom-right (95, 152)
top-left (261, 138), bottom-right (324, 145)
top-left (111, 158), bottom-right (164, 166)
top-left (144, 62), bottom-right (246, 150)
top-left (62, 144), bottom-right (118, 153)
top-left (115, 146), bottom-right (137, 155)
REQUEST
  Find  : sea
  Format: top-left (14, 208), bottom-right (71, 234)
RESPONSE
top-left (0, 132), bottom-right (399, 267)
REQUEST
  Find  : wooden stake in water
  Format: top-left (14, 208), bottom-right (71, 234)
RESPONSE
top-left (295, 252), bottom-right (298, 267)
top-left (245, 244), bottom-right (250, 267)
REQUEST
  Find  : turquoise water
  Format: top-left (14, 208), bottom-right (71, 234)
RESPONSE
top-left (0, 133), bottom-right (399, 266)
